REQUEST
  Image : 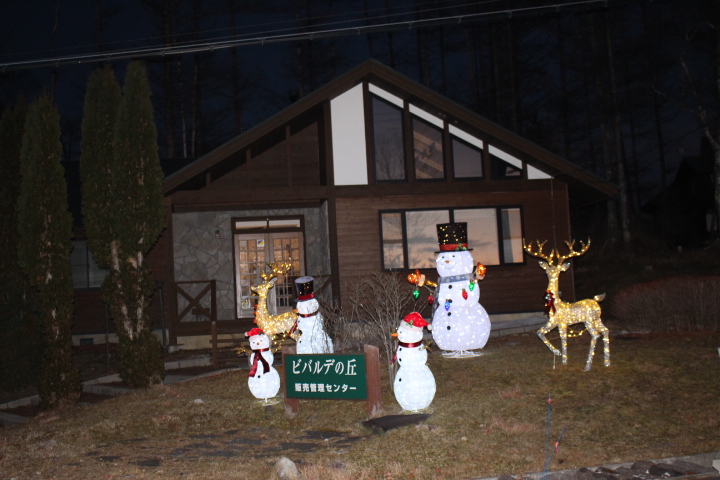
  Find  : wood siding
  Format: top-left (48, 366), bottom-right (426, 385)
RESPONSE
top-left (334, 182), bottom-right (574, 314)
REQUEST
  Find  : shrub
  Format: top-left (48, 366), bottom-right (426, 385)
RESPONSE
top-left (610, 276), bottom-right (720, 332)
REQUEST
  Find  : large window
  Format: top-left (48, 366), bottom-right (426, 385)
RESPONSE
top-left (233, 217), bottom-right (304, 319)
top-left (372, 96), bottom-right (405, 181)
top-left (413, 117), bottom-right (444, 180)
top-left (71, 240), bottom-right (107, 289)
top-left (452, 137), bottom-right (483, 179)
top-left (380, 207), bottom-right (524, 270)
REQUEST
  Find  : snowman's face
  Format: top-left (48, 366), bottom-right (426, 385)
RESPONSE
top-left (296, 298), bottom-right (319, 315)
top-left (397, 322), bottom-right (424, 343)
top-left (436, 250), bottom-right (475, 276)
top-left (249, 334), bottom-right (271, 350)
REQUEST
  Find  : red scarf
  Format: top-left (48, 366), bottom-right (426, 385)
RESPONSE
top-left (248, 348), bottom-right (270, 377)
top-left (543, 290), bottom-right (556, 316)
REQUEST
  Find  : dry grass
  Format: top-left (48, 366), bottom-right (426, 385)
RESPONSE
top-left (1, 330), bottom-right (719, 480)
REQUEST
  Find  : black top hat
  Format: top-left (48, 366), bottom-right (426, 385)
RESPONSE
top-left (294, 276), bottom-right (315, 301)
top-left (436, 222), bottom-right (473, 252)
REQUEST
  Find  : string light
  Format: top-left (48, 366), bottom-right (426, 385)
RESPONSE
top-left (522, 238), bottom-right (610, 371)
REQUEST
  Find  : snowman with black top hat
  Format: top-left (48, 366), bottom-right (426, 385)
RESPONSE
top-left (293, 276), bottom-right (333, 354)
top-left (431, 222), bottom-right (491, 357)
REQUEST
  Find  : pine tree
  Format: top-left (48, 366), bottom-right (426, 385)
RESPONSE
top-left (0, 101), bottom-right (43, 391)
top-left (81, 62), bottom-right (165, 389)
top-left (18, 94), bottom-right (81, 408)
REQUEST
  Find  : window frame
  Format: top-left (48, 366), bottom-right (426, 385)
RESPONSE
top-left (71, 239), bottom-right (107, 290)
top-left (378, 206), bottom-right (526, 271)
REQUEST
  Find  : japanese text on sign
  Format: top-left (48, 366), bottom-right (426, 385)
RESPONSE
top-left (284, 354), bottom-right (367, 399)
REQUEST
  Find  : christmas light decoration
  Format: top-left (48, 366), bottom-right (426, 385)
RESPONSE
top-left (523, 239), bottom-right (610, 371)
top-left (392, 312), bottom-right (436, 412)
top-left (294, 276), bottom-right (333, 354)
top-left (245, 328), bottom-right (281, 402)
top-left (431, 223), bottom-right (491, 357)
top-left (252, 260), bottom-right (299, 341)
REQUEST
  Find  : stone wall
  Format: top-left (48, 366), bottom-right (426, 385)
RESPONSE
top-left (172, 203), bottom-right (331, 321)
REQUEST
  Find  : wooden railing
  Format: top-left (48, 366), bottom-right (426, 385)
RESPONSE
top-left (173, 280), bottom-right (217, 324)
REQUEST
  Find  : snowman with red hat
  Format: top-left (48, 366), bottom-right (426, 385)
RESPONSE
top-left (294, 276), bottom-right (333, 354)
top-left (392, 312), bottom-right (436, 412)
top-left (431, 222), bottom-right (491, 357)
top-left (245, 328), bottom-right (280, 402)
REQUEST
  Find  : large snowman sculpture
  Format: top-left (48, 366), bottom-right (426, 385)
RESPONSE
top-left (431, 222), bottom-right (491, 356)
top-left (245, 328), bottom-right (280, 401)
top-left (392, 312), bottom-right (436, 412)
top-left (294, 276), bottom-right (334, 354)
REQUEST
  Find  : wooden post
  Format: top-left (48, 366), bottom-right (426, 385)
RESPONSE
top-left (364, 344), bottom-right (383, 418)
top-left (283, 346), bottom-right (300, 418)
top-left (211, 321), bottom-right (218, 367)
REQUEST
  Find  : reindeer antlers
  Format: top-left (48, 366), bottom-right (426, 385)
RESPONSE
top-left (522, 239), bottom-right (591, 264)
top-left (260, 259), bottom-right (294, 282)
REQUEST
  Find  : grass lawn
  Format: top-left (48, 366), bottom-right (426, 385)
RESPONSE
top-left (1, 327), bottom-right (719, 480)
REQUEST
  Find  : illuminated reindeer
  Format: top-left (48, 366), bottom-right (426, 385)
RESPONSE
top-left (522, 239), bottom-right (610, 371)
top-left (251, 260), bottom-right (300, 341)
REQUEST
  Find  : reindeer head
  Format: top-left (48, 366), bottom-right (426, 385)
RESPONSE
top-left (522, 239), bottom-right (591, 291)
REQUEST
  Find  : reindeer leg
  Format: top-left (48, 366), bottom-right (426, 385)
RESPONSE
top-left (600, 324), bottom-right (610, 367)
top-left (558, 326), bottom-right (569, 365)
top-left (584, 327), bottom-right (599, 371)
top-left (537, 323), bottom-right (561, 358)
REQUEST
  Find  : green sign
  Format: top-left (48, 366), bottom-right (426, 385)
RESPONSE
top-left (284, 354), bottom-right (367, 400)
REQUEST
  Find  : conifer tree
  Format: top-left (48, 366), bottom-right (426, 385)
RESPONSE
top-left (81, 62), bottom-right (165, 388)
top-left (0, 101), bottom-right (42, 391)
top-left (18, 95), bottom-right (81, 408)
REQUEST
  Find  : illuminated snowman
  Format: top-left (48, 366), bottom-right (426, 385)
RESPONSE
top-left (294, 276), bottom-right (333, 354)
top-left (245, 328), bottom-right (280, 401)
top-left (431, 222), bottom-right (491, 357)
top-left (392, 312), bottom-right (436, 411)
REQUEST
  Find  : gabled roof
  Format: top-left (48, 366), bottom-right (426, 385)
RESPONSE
top-left (163, 59), bottom-right (617, 205)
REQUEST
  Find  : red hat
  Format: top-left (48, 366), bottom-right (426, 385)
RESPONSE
top-left (245, 327), bottom-right (265, 338)
top-left (404, 312), bottom-right (429, 329)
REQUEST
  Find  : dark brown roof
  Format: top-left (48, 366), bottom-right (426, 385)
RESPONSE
top-left (163, 59), bottom-right (617, 205)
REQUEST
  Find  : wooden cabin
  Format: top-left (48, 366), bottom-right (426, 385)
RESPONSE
top-left (73, 60), bottom-right (617, 349)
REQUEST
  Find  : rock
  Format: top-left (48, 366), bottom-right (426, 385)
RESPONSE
top-left (362, 414), bottom-right (431, 433)
top-left (275, 456), bottom-right (301, 480)
top-left (192, 398), bottom-right (204, 404)
top-left (648, 463), bottom-right (685, 477)
top-left (670, 460), bottom-right (718, 475)
top-left (632, 461), bottom-right (656, 474)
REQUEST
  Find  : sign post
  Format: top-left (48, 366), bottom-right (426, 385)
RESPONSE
top-left (282, 345), bottom-right (382, 417)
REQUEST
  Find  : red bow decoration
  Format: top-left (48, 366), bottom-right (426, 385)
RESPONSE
top-left (543, 290), bottom-right (556, 316)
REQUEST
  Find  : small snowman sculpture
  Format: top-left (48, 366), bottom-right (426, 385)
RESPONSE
top-left (294, 276), bottom-right (333, 354)
top-left (431, 222), bottom-right (491, 357)
top-left (245, 328), bottom-right (280, 402)
top-left (392, 312), bottom-right (436, 412)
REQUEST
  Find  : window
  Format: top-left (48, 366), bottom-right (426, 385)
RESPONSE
top-left (233, 217), bottom-right (305, 319)
top-left (379, 207), bottom-right (524, 270)
top-left (452, 137), bottom-right (483, 179)
top-left (71, 240), bottom-right (107, 289)
top-left (413, 117), bottom-right (444, 180)
top-left (372, 96), bottom-right (405, 181)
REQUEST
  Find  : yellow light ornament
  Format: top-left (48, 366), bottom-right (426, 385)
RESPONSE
top-left (522, 238), bottom-right (610, 371)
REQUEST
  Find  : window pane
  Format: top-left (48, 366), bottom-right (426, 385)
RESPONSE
top-left (381, 213), bottom-right (405, 269)
top-left (453, 138), bottom-right (483, 178)
top-left (454, 209), bottom-right (500, 265)
top-left (413, 117), bottom-right (444, 179)
top-left (501, 208), bottom-right (523, 263)
top-left (491, 153), bottom-right (522, 178)
top-left (406, 210), bottom-right (449, 269)
top-left (373, 97), bottom-right (405, 181)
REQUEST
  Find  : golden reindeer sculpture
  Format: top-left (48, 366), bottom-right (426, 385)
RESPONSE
top-left (251, 260), bottom-right (300, 341)
top-left (522, 239), bottom-right (610, 371)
